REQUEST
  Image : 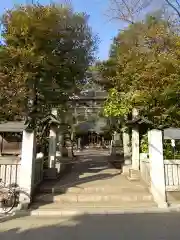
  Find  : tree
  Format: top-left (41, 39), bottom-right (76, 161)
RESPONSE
top-left (107, 0), bottom-right (180, 25)
top-left (94, 59), bottom-right (116, 90)
top-left (81, 65), bottom-right (103, 91)
top-left (107, 0), bottom-right (152, 24)
top-left (0, 3), bottom-right (96, 123)
top-left (101, 15), bottom-right (180, 128)
top-left (0, 45), bottom-right (27, 121)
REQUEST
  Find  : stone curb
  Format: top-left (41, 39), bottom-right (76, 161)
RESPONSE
top-left (29, 207), bottom-right (180, 216)
top-left (0, 211), bottom-right (29, 223)
top-left (1, 206), bottom-right (180, 222)
top-left (34, 194), bottom-right (154, 203)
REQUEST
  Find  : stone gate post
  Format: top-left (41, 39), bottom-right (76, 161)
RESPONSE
top-left (122, 127), bottom-right (131, 165)
top-left (19, 130), bottom-right (36, 209)
top-left (148, 129), bottom-right (167, 208)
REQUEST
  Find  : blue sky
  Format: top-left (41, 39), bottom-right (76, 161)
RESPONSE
top-left (71, 0), bottom-right (120, 60)
top-left (0, 0), bottom-right (162, 60)
top-left (0, 0), bottom-right (121, 60)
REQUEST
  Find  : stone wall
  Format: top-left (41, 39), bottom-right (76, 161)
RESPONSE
top-left (140, 154), bottom-right (151, 186)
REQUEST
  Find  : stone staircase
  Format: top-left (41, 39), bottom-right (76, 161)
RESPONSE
top-left (30, 174), bottom-right (157, 216)
top-left (30, 150), bottom-right (157, 216)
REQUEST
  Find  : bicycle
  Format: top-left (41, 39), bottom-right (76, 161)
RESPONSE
top-left (0, 178), bottom-right (19, 214)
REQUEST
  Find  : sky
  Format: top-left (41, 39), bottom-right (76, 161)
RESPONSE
top-left (0, 0), bottom-right (121, 60)
top-left (0, 0), bottom-right (162, 60)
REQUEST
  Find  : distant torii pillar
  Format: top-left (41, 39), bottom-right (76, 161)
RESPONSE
top-left (48, 108), bottom-right (58, 168)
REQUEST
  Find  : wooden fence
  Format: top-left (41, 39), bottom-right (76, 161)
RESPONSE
top-left (164, 160), bottom-right (180, 191)
top-left (0, 156), bottom-right (44, 191)
top-left (0, 163), bottom-right (21, 186)
top-left (139, 155), bottom-right (180, 191)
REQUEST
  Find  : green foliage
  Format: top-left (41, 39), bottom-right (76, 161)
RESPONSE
top-left (0, 3), bottom-right (96, 121)
top-left (163, 140), bottom-right (180, 159)
top-left (99, 14), bottom-right (180, 128)
top-left (82, 66), bottom-right (102, 91)
top-left (103, 88), bottom-right (132, 117)
top-left (140, 133), bottom-right (148, 153)
top-left (140, 135), bottom-right (180, 158)
top-left (94, 48), bottom-right (117, 90)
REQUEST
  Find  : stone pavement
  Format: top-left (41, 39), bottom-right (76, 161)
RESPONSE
top-left (37, 148), bottom-right (150, 194)
top-left (1, 212), bottom-right (180, 239)
top-left (31, 149), bottom-right (156, 214)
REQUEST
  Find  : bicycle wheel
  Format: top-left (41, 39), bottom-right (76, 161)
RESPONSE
top-left (0, 187), bottom-right (16, 214)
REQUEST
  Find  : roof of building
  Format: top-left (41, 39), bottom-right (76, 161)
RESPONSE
top-left (0, 115), bottom-right (61, 133)
top-left (0, 121), bottom-right (26, 132)
top-left (69, 90), bottom-right (108, 101)
top-left (75, 118), bottom-right (107, 133)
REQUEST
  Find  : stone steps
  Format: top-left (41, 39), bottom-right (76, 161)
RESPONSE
top-left (32, 150), bottom-right (156, 215)
top-left (34, 191), bottom-right (153, 204)
top-left (30, 201), bottom-right (157, 216)
top-left (31, 201), bottom-right (157, 210)
top-left (39, 185), bottom-right (149, 194)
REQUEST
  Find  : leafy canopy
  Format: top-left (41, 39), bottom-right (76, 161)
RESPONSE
top-left (0, 3), bottom-right (96, 121)
top-left (101, 14), bottom-right (180, 127)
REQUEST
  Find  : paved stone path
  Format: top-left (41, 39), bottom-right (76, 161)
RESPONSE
top-left (39, 149), bottom-right (146, 192)
top-left (1, 212), bottom-right (180, 239)
top-left (31, 149), bottom-right (155, 213)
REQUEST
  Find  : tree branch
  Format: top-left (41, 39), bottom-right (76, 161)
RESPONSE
top-left (176, 0), bottom-right (180, 9)
top-left (165, 0), bottom-right (180, 18)
top-left (111, 0), bottom-right (134, 23)
top-left (108, 0), bottom-right (151, 24)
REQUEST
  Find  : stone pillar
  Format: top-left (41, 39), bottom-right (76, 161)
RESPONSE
top-left (102, 136), bottom-right (105, 147)
top-left (48, 108), bottom-right (58, 168)
top-left (58, 132), bottom-right (63, 156)
top-left (19, 130), bottom-right (36, 209)
top-left (132, 108), bottom-right (140, 170)
top-left (110, 132), bottom-right (116, 155)
top-left (109, 139), bottom-right (113, 155)
top-left (148, 129), bottom-right (167, 208)
top-left (122, 127), bottom-right (131, 165)
top-left (77, 137), bottom-right (81, 151)
top-left (55, 132), bottom-right (63, 174)
top-left (48, 125), bottom-right (57, 168)
top-left (114, 131), bottom-right (122, 155)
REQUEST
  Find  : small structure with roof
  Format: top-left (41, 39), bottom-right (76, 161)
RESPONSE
top-left (0, 121), bottom-right (27, 158)
top-left (0, 121), bottom-right (27, 193)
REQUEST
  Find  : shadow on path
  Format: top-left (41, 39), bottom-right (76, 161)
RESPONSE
top-left (39, 149), bottom-right (122, 192)
top-left (1, 212), bottom-right (180, 239)
top-left (31, 149), bottom-right (124, 209)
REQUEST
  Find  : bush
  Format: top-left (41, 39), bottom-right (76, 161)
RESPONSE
top-left (163, 140), bottom-right (180, 159)
top-left (140, 133), bottom-right (148, 153)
